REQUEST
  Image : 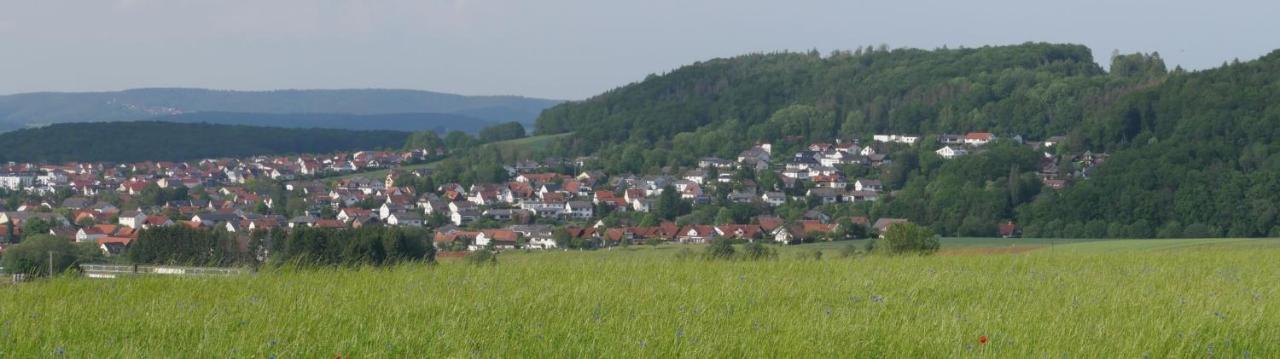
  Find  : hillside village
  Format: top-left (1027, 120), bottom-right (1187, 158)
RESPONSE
top-left (0, 131), bottom-right (1104, 258)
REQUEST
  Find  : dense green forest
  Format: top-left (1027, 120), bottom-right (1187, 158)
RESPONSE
top-left (1018, 50), bottom-right (1280, 238)
top-left (0, 122), bottom-right (409, 163)
top-left (533, 42), bottom-right (1280, 238)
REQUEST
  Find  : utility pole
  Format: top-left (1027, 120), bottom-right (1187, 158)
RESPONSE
top-left (48, 251), bottom-right (54, 276)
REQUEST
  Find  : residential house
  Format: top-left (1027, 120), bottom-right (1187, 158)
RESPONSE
top-left (998, 221), bottom-right (1020, 238)
top-left (842, 190), bottom-right (879, 203)
top-left (288, 215), bottom-right (318, 228)
top-left (872, 218), bottom-right (910, 237)
top-left (313, 219), bottom-right (347, 229)
top-left (1043, 178), bottom-right (1068, 190)
top-left (728, 191), bottom-right (756, 204)
top-left (191, 212), bottom-right (240, 227)
top-left (677, 225), bottom-right (717, 243)
top-left (451, 209), bottom-right (481, 226)
top-left (698, 157), bottom-right (735, 170)
top-left (338, 208), bottom-right (373, 223)
top-left (936, 146), bottom-right (969, 159)
top-left (565, 201), bottom-right (594, 220)
top-left (715, 225), bottom-right (764, 242)
top-left (472, 229), bottom-right (520, 250)
top-left (141, 215), bottom-right (173, 229)
top-left (772, 226), bottom-right (796, 244)
top-left (510, 225), bottom-right (556, 249)
top-left (118, 210), bottom-right (147, 229)
top-left (937, 134), bottom-right (964, 145)
top-left (483, 209), bottom-right (520, 221)
top-left (806, 188), bottom-right (843, 205)
top-left (964, 132), bottom-right (995, 146)
top-left (853, 179), bottom-right (883, 192)
top-left (386, 212), bottom-right (424, 227)
top-left (761, 192), bottom-right (786, 206)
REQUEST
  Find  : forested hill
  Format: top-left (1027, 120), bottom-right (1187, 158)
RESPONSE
top-left (0, 88), bottom-right (561, 132)
top-left (533, 42), bottom-right (1280, 238)
top-left (536, 43), bottom-right (1164, 168)
top-left (1018, 50), bottom-right (1280, 237)
top-left (150, 112), bottom-right (495, 133)
top-left (0, 122), bottom-right (409, 163)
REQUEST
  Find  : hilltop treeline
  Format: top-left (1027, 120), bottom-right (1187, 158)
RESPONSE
top-left (0, 121), bottom-right (410, 163)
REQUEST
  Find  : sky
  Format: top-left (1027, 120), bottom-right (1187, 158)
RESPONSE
top-left (0, 0), bottom-right (1277, 100)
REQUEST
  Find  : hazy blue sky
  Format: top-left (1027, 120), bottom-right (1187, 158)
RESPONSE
top-left (0, 0), bottom-right (1276, 100)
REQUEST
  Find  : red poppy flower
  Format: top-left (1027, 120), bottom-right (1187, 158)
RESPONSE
top-left (979, 335), bottom-right (989, 345)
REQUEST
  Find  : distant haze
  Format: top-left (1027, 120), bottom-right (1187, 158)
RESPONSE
top-left (1, 0), bottom-right (1277, 100)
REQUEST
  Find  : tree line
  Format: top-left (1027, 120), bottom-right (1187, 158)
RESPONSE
top-left (125, 225), bottom-right (436, 267)
top-left (0, 121), bottom-right (411, 163)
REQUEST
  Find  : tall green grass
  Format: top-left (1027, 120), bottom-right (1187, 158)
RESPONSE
top-left (1, 239), bottom-right (1276, 357)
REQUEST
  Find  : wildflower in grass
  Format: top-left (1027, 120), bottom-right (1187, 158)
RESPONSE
top-left (871, 295), bottom-right (884, 303)
top-left (979, 335), bottom-right (988, 345)
top-left (55, 346), bottom-right (64, 356)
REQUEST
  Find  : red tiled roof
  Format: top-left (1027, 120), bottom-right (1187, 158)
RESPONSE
top-left (481, 229), bottom-right (519, 242)
top-left (965, 132), bottom-right (994, 141)
top-left (798, 220), bottom-right (836, 234)
top-left (313, 219), bottom-right (346, 228)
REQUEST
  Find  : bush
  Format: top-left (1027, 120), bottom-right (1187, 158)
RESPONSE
top-left (1183, 223), bottom-right (1217, 238)
top-left (876, 223), bottom-right (940, 256)
top-left (839, 244), bottom-right (859, 258)
top-left (464, 249), bottom-right (498, 266)
top-left (795, 249), bottom-right (822, 261)
top-left (703, 239), bottom-right (736, 260)
top-left (740, 242), bottom-right (777, 261)
top-left (1, 234), bottom-right (79, 276)
top-left (673, 248), bottom-right (697, 261)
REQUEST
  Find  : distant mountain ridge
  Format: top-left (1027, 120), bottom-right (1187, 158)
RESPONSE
top-left (150, 112), bottom-right (495, 133)
top-left (0, 88), bottom-right (561, 132)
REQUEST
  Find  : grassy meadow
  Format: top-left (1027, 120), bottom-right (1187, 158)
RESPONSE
top-left (2, 238), bottom-right (1278, 357)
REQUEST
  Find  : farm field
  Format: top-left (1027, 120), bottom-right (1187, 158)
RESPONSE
top-left (2, 238), bottom-right (1278, 357)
